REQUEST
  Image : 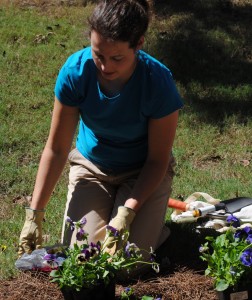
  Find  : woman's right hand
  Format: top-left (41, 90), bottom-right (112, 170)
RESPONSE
top-left (18, 98), bottom-right (79, 257)
top-left (18, 207), bottom-right (45, 257)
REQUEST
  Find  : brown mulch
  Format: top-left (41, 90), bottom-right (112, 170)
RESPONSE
top-left (0, 223), bottom-right (220, 299)
top-left (0, 271), bottom-right (62, 300)
top-left (0, 267), bottom-right (217, 300)
top-left (130, 268), bottom-right (217, 300)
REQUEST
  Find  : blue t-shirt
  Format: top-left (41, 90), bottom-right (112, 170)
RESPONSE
top-left (55, 47), bottom-right (183, 171)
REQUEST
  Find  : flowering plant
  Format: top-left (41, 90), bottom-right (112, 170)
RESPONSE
top-left (45, 216), bottom-right (159, 292)
top-left (199, 215), bottom-right (252, 292)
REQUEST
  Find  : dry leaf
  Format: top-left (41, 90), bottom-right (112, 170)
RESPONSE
top-left (240, 159), bottom-right (250, 166)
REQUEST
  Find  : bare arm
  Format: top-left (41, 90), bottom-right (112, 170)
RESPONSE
top-left (124, 110), bottom-right (179, 212)
top-left (30, 97), bottom-right (79, 210)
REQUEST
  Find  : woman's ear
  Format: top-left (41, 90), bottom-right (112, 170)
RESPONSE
top-left (136, 36), bottom-right (144, 51)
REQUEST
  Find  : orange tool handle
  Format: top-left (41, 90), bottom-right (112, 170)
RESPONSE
top-left (168, 198), bottom-right (188, 211)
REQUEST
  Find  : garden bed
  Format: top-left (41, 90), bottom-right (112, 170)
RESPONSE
top-left (0, 223), bottom-right (219, 299)
top-left (0, 267), bottom-right (217, 300)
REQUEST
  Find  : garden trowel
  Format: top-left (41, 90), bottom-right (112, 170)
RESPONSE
top-left (168, 196), bottom-right (252, 219)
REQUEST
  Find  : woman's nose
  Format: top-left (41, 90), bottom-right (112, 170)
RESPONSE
top-left (100, 59), bottom-right (112, 72)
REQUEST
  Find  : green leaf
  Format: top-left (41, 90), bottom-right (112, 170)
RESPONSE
top-left (50, 270), bottom-right (59, 277)
top-left (103, 270), bottom-right (109, 278)
top-left (215, 279), bottom-right (229, 292)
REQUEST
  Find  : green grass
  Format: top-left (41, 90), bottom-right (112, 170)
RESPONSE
top-left (0, 1), bottom-right (252, 280)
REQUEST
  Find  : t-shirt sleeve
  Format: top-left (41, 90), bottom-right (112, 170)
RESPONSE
top-left (54, 49), bottom-right (92, 107)
top-left (54, 64), bottom-right (80, 107)
top-left (148, 66), bottom-right (184, 118)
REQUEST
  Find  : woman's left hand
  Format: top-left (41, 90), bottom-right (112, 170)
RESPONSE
top-left (102, 206), bottom-right (136, 255)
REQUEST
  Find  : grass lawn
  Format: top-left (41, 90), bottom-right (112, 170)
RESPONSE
top-left (0, 0), bottom-right (251, 282)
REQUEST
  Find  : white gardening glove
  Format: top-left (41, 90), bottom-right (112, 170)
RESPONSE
top-left (233, 205), bottom-right (252, 223)
top-left (102, 206), bottom-right (136, 255)
top-left (18, 207), bottom-right (45, 258)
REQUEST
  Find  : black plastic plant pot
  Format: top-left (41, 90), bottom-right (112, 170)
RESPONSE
top-left (216, 284), bottom-right (252, 300)
top-left (61, 281), bottom-right (116, 300)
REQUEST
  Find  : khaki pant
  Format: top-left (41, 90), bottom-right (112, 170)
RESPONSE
top-left (61, 148), bottom-right (175, 253)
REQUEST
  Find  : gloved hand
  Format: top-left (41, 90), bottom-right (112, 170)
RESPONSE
top-left (234, 205), bottom-right (252, 223)
top-left (102, 206), bottom-right (136, 255)
top-left (18, 207), bottom-right (45, 258)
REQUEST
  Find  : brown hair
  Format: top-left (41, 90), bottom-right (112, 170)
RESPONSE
top-left (88, 0), bottom-right (150, 48)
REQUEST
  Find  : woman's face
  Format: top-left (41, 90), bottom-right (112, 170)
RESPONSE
top-left (91, 30), bottom-right (142, 82)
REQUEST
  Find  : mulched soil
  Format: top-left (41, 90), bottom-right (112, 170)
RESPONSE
top-left (0, 223), bottom-right (219, 299)
top-left (0, 267), bottom-right (217, 300)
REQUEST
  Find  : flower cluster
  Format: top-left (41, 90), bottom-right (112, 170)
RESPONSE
top-left (45, 217), bottom-right (159, 292)
top-left (200, 215), bottom-right (252, 291)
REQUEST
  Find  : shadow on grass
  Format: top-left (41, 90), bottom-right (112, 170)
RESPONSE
top-left (183, 99), bottom-right (252, 129)
top-left (151, 0), bottom-right (252, 84)
top-left (149, 0), bottom-right (252, 123)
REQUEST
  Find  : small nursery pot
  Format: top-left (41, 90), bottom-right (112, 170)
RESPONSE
top-left (61, 281), bottom-right (116, 300)
top-left (216, 284), bottom-right (252, 300)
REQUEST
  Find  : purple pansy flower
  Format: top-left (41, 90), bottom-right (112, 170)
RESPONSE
top-left (246, 234), bottom-right (252, 244)
top-left (43, 253), bottom-right (57, 261)
top-left (79, 217), bottom-right (87, 226)
top-left (89, 242), bottom-right (101, 256)
top-left (240, 248), bottom-right (252, 267)
top-left (76, 228), bottom-right (85, 241)
top-left (243, 226), bottom-right (252, 235)
top-left (66, 216), bottom-right (75, 232)
top-left (199, 246), bottom-right (208, 253)
top-left (125, 242), bottom-right (139, 258)
top-left (106, 225), bottom-right (119, 237)
top-left (226, 215), bottom-right (240, 228)
top-left (149, 246), bottom-right (156, 262)
top-left (234, 226), bottom-right (252, 241)
top-left (78, 248), bottom-right (91, 262)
